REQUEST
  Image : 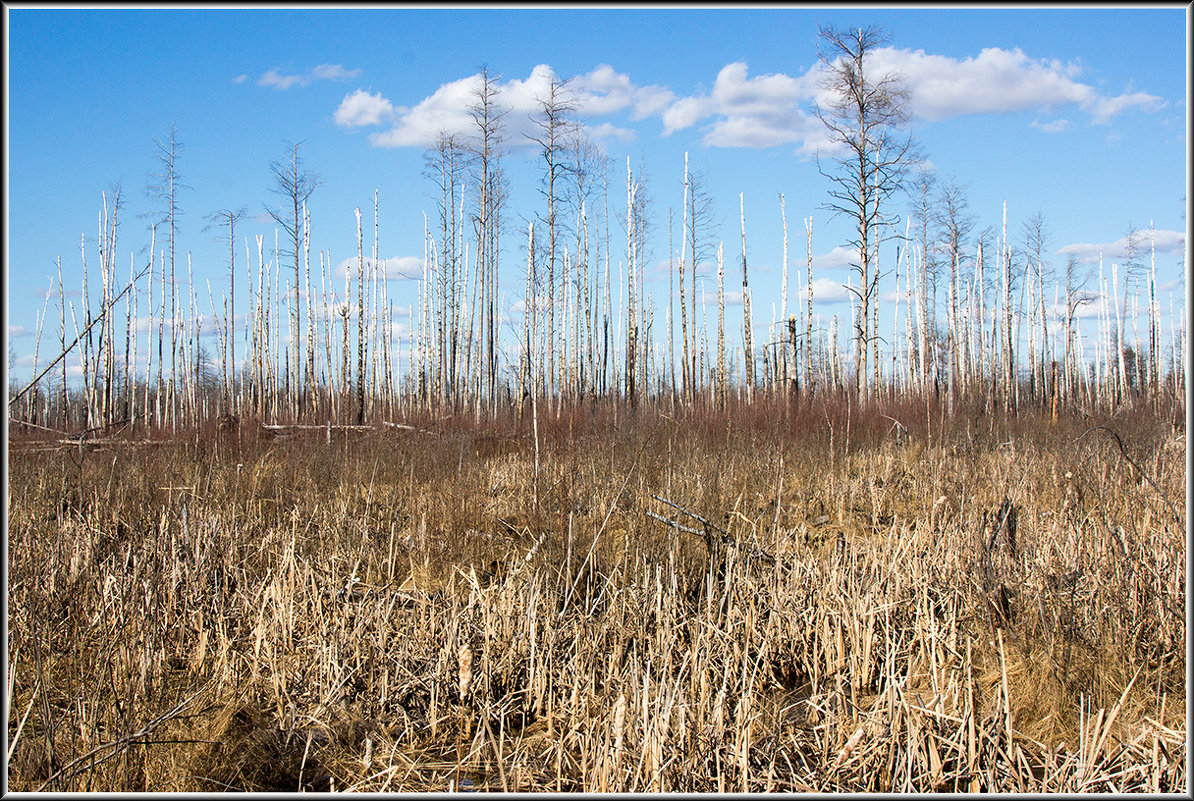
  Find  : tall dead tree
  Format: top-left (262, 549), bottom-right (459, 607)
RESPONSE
top-left (1119, 222), bottom-right (1145, 395)
top-left (814, 24), bottom-right (919, 402)
top-left (805, 215), bottom-right (814, 393)
top-left (740, 193), bottom-right (754, 400)
top-left (467, 67), bottom-right (507, 411)
top-left (203, 206), bottom-right (247, 411)
top-left (778, 194), bottom-right (789, 392)
top-left (679, 155), bottom-right (691, 401)
top-left (716, 242), bottom-right (726, 409)
top-left (355, 207), bottom-right (365, 424)
top-left (425, 132), bottom-right (468, 407)
top-left (266, 140), bottom-right (321, 413)
top-left (563, 128), bottom-right (604, 401)
top-left (1021, 210), bottom-right (1052, 402)
top-left (625, 158), bottom-right (638, 407)
top-left (908, 167), bottom-right (938, 393)
top-left (628, 157), bottom-right (654, 407)
top-left (938, 178), bottom-right (974, 406)
top-left (146, 123), bottom-right (188, 426)
top-left (684, 158), bottom-right (719, 403)
top-left (528, 72), bottom-right (576, 403)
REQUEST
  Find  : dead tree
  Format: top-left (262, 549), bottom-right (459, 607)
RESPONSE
top-left (813, 25), bottom-right (919, 402)
top-left (266, 141), bottom-right (321, 414)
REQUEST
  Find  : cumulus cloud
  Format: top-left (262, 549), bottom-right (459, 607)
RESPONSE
top-left (662, 95), bottom-right (714, 136)
top-left (655, 47), bottom-right (1164, 153)
top-left (258, 63), bottom-right (361, 90)
top-left (364, 64), bottom-right (672, 150)
top-left (342, 46), bottom-right (1165, 153)
top-left (9, 325), bottom-right (31, 338)
top-left (869, 46), bottom-right (1165, 124)
top-left (705, 63), bottom-right (818, 148)
top-left (334, 89), bottom-right (398, 128)
top-left (1057, 228), bottom-right (1185, 264)
top-left (812, 245), bottom-right (860, 272)
top-left (798, 276), bottom-right (856, 304)
top-left (367, 73), bottom-right (481, 148)
top-left (585, 121), bottom-right (636, 143)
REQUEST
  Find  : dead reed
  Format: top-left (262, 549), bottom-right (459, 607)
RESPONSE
top-left (6, 397), bottom-right (1186, 792)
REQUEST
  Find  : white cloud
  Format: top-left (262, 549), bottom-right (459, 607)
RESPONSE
top-left (1057, 228), bottom-right (1185, 264)
top-left (1086, 91), bottom-right (1165, 124)
top-left (311, 64), bottom-right (361, 82)
top-left (704, 62), bottom-right (819, 149)
top-left (798, 276), bottom-right (855, 304)
top-left (866, 46), bottom-right (1165, 124)
top-left (812, 245), bottom-right (860, 272)
top-left (697, 289), bottom-right (743, 306)
top-left (1030, 118), bottom-right (1070, 133)
top-left (335, 255), bottom-right (425, 281)
top-left (348, 47), bottom-right (1166, 154)
top-left (654, 48), bottom-right (1165, 153)
top-left (658, 61), bottom-right (825, 150)
top-left (369, 73), bottom-right (482, 148)
top-left (573, 64), bottom-right (674, 119)
top-left (232, 74), bottom-right (247, 85)
top-left (585, 121), bottom-right (636, 143)
top-left (9, 325), bottom-right (31, 338)
top-left (334, 89), bottom-right (398, 128)
top-left (367, 64), bottom-right (670, 150)
top-left (258, 63), bottom-right (361, 90)
top-left (258, 68), bottom-right (306, 90)
top-left (662, 95), bottom-right (714, 136)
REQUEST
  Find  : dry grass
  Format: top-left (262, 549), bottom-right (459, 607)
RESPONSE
top-left (6, 397), bottom-right (1186, 792)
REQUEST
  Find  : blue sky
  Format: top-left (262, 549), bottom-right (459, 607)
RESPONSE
top-left (5, 5), bottom-right (1188, 389)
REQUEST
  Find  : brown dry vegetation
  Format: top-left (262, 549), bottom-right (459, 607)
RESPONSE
top-left (6, 397), bottom-right (1187, 792)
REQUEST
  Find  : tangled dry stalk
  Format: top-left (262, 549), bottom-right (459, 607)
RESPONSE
top-left (6, 397), bottom-right (1186, 792)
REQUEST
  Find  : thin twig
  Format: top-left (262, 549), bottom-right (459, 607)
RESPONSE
top-left (1078, 426), bottom-right (1181, 525)
top-left (35, 679), bottom-right (212, 791)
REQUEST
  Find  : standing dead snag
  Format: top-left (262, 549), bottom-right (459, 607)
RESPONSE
top-left (266, 140), bottom-right (321, 416)
top-left (740, 193), bottom-right (754, 401)
top-left (813, 24), bottom-right (919, 402)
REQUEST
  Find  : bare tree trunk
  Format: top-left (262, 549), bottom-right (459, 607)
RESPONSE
top-left (80, 234), bottom-right (94, 429)
top-left (355, 207), bottom-right (365, 424)
top-left (779, 194), bottom-right (789, 393)
top-left (1113, 259), bottom-right (1125, 404)
top-left (128, 254), bottom-right (137, 430)
top-left (892, 230), bottom-right (902, 394)
top-left (668, 208), bottom-right (675, 400)
top-left (1001, 202), bottom-right (1013, 412)
top-left (625, 157), bottom-right (637, 407)
top-left (740, 193), bottom-right (754, 402)
top-left (679, 155), bottom-right (690, 402)
top-left (805, 216), bottom-right (814, 395)
top-left (716, 242), bottom-right (726, 409)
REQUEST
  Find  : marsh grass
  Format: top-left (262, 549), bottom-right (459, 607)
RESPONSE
top-left (6, 396), bottom-right (1186, 791)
